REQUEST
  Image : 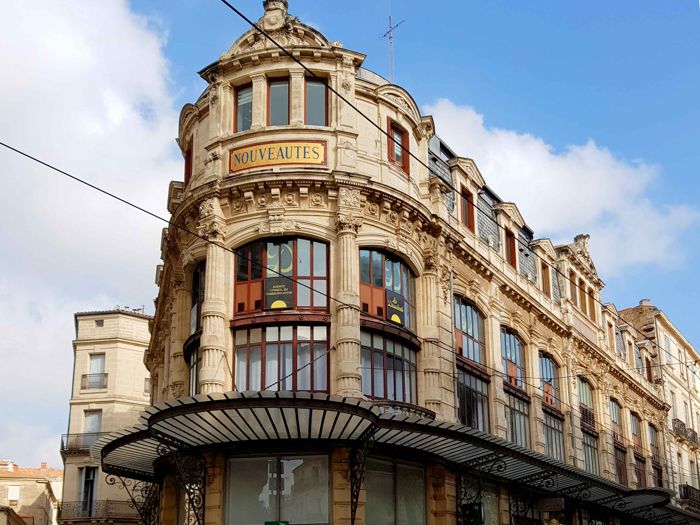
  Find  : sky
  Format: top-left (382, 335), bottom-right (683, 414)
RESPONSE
top-left (0, 0), bottom-right (698, 469)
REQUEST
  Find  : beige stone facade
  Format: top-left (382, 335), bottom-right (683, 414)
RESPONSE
top-left (0, 461), bottom-right (62, 525)
top-left (95, 2), bottom-right (698, 525)
top-left (59, 310), bottom-right (151, 524)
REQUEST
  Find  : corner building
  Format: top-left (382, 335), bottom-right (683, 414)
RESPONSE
top-left (94, 2), bottom-right (700, 525)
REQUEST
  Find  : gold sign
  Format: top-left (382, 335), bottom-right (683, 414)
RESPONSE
top-left (229, 141), bottom-right (326, 173)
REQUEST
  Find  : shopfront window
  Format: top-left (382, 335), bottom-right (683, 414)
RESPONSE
top-left (456, 369), bottom-right (488, 431)
top-left (235, 238), bottom-right (328, 314)
top-left (453, 297), bottom-right (485, 364)
top-left (234, 325), bottom-right (328, 392)
top-left (360, 331), bottom-right (418, 404)
top-left (365, 459), bottom-right (425, 525)
top-left (226, 455), bottom-right (329, 525)
top-left (360, 249), bottom-right (416, 331)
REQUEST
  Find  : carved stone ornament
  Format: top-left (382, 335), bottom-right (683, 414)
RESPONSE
top-left (197, 198), bottom-right (225, 241)
top-left (257, 195), bottom-right (269, 207)
top-left (339, 187), bottom-right (361, 208)
top-left (311, 193), bottom-right (324, 206)
top-left (284, 193), bottom-right (296, 206)
top-left (258, 205), bottom-right (300, 234)
top-left (170, 382), bottom-right (185, 399)
top-left (336, 212), bottom-right (363, 234)
top-left (341, 72), bottom-right (353, 92)
top-left (423, 253), bottom-right (438, 272)
top-left (439, 266), bottom-right (452, 304)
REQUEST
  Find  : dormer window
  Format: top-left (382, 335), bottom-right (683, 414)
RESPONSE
top-left (387, 118), bottom-right (409, 175)
top-left (505, 230), bottom-right (517, 268)
top-left (460, 186), bottom-right (475, 233)
top-left (305, 78), bottom-right (328, 126)
top-left (268, 78), bottom-right (290, 126)
top-left (235, 84), bottom-right (253, 132)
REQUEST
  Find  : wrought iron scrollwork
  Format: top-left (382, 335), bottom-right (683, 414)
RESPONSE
top-left (509, 489), bottom-right (535, 525)
top-left (556, 482), bottom-right (592, 500)
top-left (350, 424), bottom-right (377, 525)
top-left (456, 471), bottom-right (485, 525)
top-left (155, 441), bottom-right (206, 525)
top-left (593, 492), bottom-right (629, 510)
top-left (105, 475), bottom-right (161, 525)
top-left (514, 470), bottom-right (556, 490)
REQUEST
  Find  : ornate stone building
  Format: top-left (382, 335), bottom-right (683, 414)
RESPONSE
top-left (94, 2), bottom-right (699, 524)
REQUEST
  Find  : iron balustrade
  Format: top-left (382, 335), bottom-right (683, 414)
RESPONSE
top-left (60, 433), bottom-right (107, 455)
top-left (58, 500), bottom-right (138, 520)
top-left (370, 399), bottom-right (436, 420)
top-left (81, 373), bottom-right (108, 389)
top-left (679, 484), bottom-right (700, 513)
top-left (687, 428), bottom-right (699, 446)
top-left (673, 418), bottom-right (687, 437)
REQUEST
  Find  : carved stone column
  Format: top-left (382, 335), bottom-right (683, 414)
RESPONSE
top-left (197, 198), bottom-right (229, 394)
top-left (334, 188), bottom-right (363, 398)
top-left (251, 74), bottom-right (267, 130)
top-left (168, 267), bottom-right (189, 399)
top-left (419, 252), bottom-right (442, 416)
top-left (289, 71), bottom-right (304, 126)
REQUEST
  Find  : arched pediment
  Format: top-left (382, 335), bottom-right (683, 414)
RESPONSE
top-left (448, 157), bottom-right (486, 188)
top-left (494, 202), bottom-right (527, 230)
top-left (224, 18), bottom-right (332, 58)
top-left (376, 84), bottom-right (422, 126)
top-left (531, 238), bottom-right (557, 260)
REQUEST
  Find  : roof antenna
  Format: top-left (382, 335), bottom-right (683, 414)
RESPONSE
top-left (382, 0), bottom-right (405, 83)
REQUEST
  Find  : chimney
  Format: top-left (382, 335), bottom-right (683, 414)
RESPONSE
top-left (40, 462), bottom-right (47, 470)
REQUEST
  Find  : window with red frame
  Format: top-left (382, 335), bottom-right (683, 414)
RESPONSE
top-left (505, 230), bottom-right (517, 268)
top-left (501, 328), bottom-right (525, 389)
top-left (360, 330), bottom-right (417, 404)
top-left (453, 297), bottom-right (485, 364)
top-left (539, 353), bottom-right (559, 408)
top-left (460, 186), bottom-right (475, 232)
top-left (387, 118), bottom-right (409, 175)
top-left (359, 249), bottom-right (416, 331)
top-left (234, 238), bottom-right (328, 315)
top-left (610, 399), bottom-right (623, 444)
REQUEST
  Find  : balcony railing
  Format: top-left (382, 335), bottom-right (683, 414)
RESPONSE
top-left (679, 484), bottom-right (700, 513)
top-left (81, 373), bottom-right (108, 389)
top-left (687, 428), bottom-right (699, 446)
top-left (58, 500), bottom-right (138, 521)
top-left (370, 399), bottom-right (436, 420)
top-left (673, 418), bottom-right (687, 437)
top-left (60, 433), bottom-right (107, 456)
top-left (580, 405), bottom-right (595, 431)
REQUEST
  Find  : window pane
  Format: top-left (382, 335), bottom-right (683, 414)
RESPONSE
top-left (297, 278), bottom-right (311, 307)
top-left (361, 347), bottom-right (372, 396)
top-left (372, 251), bottom-right (383, 287)
top-left (298, 325), bottom-right (311, 341)
top-left (313, 242), bottom-right (327, 277)
top-left (249, 345), bottom-right (261, 391)
top-left (236, 247), bottom-right (249, 282)
top-left (397, 464), bottom-right (426, 525)
top-left (280, 456), bottom-right (329, 524)
top-left (280, 241), bottom-right (294, 276)
top-left (269, 80), bottom-right (289, 125)
top-left (360, 250), bottom-right (370, 283)
top-left (267, 243), bottom-right (279, 275)
top-left (305, 79), bottom-right (327, 126)
top-left (226, 458), bottom-right (276, 525)
top-left (384, 259), bottom-right (393, 289)
top-left (281, 343), bottom-right (293, 390)
top-left (297, 239), bottom-right (311, 276)
top-left (235, 347), bottom-right (247, 391)
top-left (298, 343), bottom-right (311, 391)
top-left (374, 352), bottom-right (384, 398)
top-left (251, 243), bottom-right (263, 280)
top-left (266, 344), bottom-right (279, 391)
top-left (313, 325), bottom-right (327, 340)
top-left (236, 85), bottom-right (252, 132)
top-left (393, 128), bottom-right (403, 162)
top-left (313, 343), bottom-right (327, 391)
top-left (365, 460), bottom-right (395, 525)
top-left (313, 280), bottom-right (326, 307)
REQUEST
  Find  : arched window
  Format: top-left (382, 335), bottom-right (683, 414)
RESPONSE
top-left (610, 399), bottom-right (623, 443)
top-left (359, 249), bottom-right (416, 331)
top-left (501, 328), bottom-right (524, 389)
top-left (539, 353), bottom-right (559, 408)
top-left (453, 297), bottom-right (485, 364)
top-left (578, 378), bottom-right (599, 475)
top-left (190, 261), bottom-right (206, 335)
top-left (360, 331), bottom-right (418, 404)
top-left (235, 238), bottom-right (328, 314)
top-left (234, 325), bottom-right (328, 393)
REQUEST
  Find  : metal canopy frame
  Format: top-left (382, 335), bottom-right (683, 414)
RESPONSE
top-left (92, 392), bottom-right (700, 525)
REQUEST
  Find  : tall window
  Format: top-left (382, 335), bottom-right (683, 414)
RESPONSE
top-left (582, 432), bottom-right (599, 475)
top-left (268, 79), bottom-right (290, 125)
top-left (184, 139), bottom-right (193, 186)
top-left (365, 459), bottom-right (426, 525)
top-left (85, 353), bottom-right (106, 389)
top-left (79, 467), bottom-right (97, 517)
top-left (649, 424), bottom-right (660, 462)
top-left (543, 413), bottom-right (565, 462)
top-left (305, 78), bottom-right (327, 126)
top-left (235, 239), bottom-right (328, 314)
top-left (360, 331), bottom-right (418, 404)
top-left (578, 280), bottom-right (588, 317)
top-left (501, 328), bottom-right (524, 389)
top-left (235, 84), bottom-right (252, 132)
top-left (587, 288), bottom-right (596, 322)
top-left (505, 394), bottom-right (530, 448)
top-left (83, 410), bottom-right (102, 448)
top-left (633, 345), bottom-right (643, 375)
top-left (539, 354), bottom-right (559, 408)
top-left (189, 346), bottom-right (201, 396)
top-left (453, 298), bottom-right (485, 364)
top-left (459, 186), bottom-right (475, 232)
top-left (569, 271), bottom-right (578, 308)
top-left (614, 446), bottom-right (628, 486)
top-left (505, 230), bottom-right (516, 268)
top-left (387, 119), bottom-right (409, 175)
top-left (631, 413), bottom-right (642, 455)
top-left (456, 370), bottom-right (489, 431)
top-left (541, 262), bottom-right (551, 298)
top-left (359, 249), bottom-right (416, 331)
top-left (234, 326), bottom-right (328, 392)
top-left (226, 456), bottom-right (329, 525)
top-left (190, 261), bottom-right (206, 335)
top-left (610, 399), bottom-right (623, 444)
top-left (635, 457), bottom-right (647, 488)
top-left (578, 378), bottom-right (595, 429)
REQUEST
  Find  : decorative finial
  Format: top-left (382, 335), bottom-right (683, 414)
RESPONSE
top-left (263, 0), bottom-right (288, 12)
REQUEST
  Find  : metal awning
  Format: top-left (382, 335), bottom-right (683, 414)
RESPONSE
top-left (93, 392), bottom-right (699, 524)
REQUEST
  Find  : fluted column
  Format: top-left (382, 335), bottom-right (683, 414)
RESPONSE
top-left (418, 253), bottom-right (442, 416)
top-left (167, 268), bottom-right (189, 399)
top-left (197, 198), bottom-right (228, 394)
top-left (334, 189), bottom-right (363, 397)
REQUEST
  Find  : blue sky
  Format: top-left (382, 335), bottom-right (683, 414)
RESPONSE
top-left (135, 0), bottom-right (700, 340)
top-left (0, 0), bottom-right (697, 468)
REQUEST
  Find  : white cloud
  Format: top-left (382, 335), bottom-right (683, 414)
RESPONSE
top-left (0, 0), bottom-right (179, 467)
top-left (425, 99), bottom-right (699, 276)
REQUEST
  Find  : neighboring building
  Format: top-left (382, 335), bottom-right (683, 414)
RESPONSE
top-left (0, 460), bottom-right (62, 525)
top-left (59, 310), bottom-right (151, 525)
top-left (93, 2), bottom-right (699, 525)
top-left (621, 300), bottom-right (700, 513)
